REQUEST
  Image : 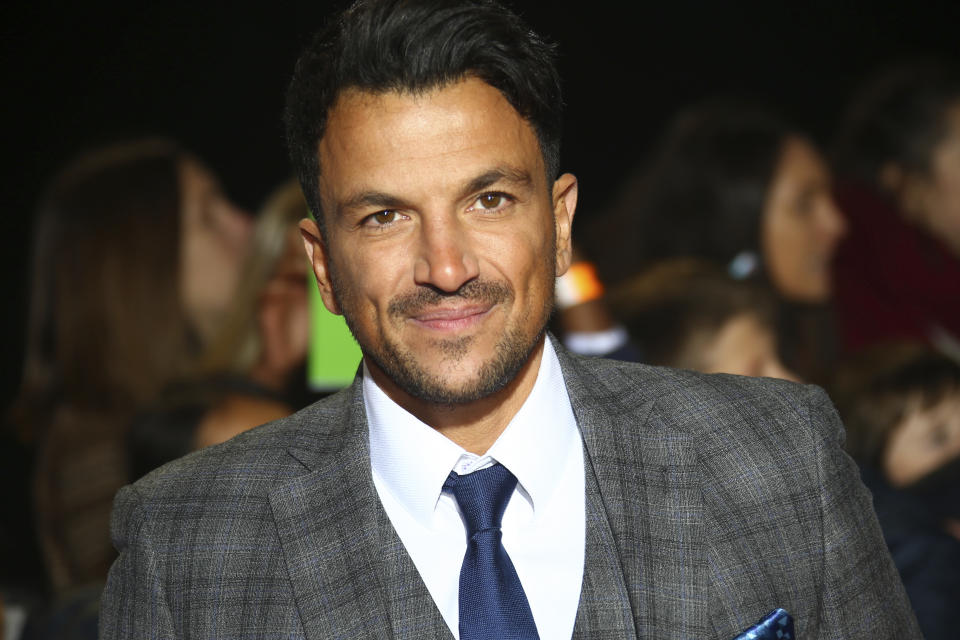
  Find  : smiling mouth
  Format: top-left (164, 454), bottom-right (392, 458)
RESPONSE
top-left (387, 279), bottom-right (513, 333)
top-left (409, 304), bottom-right (495, 332)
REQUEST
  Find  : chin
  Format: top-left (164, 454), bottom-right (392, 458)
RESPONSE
top-left (371, 323), bottom-right (544, 406)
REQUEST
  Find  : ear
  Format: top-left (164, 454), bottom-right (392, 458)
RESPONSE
top-left (551, 173), bottom-right (578, 276)
top-left (299, 218), bottom-right (342, 315)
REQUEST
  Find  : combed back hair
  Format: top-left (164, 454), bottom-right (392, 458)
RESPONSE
top-left (284, 0), bottom-right (562, 233)
top-left (606, 259), bottom-right (777, 370)
top-left (832, 344), bottom-right (960, 469)
top-left (834, 61), bottom-right (960, 186)
top-left (586, 101), bottom-right (792, 287)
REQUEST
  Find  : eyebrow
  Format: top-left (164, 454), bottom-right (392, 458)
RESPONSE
top-left (461, 166), bottom-right (533, 197)
top-left (335, 165), bottom-right (534, 218)
top-left (336, 191), bottom-right (414, 218)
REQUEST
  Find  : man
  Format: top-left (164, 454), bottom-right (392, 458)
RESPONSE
top-left (101, 1), bottom-right (921, 638)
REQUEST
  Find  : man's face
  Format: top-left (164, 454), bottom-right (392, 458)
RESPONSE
top-left (301, 77), bottom-right (577, 406)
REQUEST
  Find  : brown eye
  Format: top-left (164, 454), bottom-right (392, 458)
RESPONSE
top-left (372, 210), bottom-right (396, 225)
top-left (478, 193), bottom-right (503, 209)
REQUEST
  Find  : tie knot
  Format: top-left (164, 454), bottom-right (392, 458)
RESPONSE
top-left (444, 462), bottom-right (518, 535)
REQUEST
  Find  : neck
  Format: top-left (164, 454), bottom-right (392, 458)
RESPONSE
top-left (366, 337), bottom-right (546, 455)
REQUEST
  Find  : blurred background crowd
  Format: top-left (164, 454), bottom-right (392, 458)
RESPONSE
top-left (2, 2), bottom-right (960, 639)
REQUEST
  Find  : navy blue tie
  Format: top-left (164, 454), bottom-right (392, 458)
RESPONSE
top-left (444, 463), bottom-right (540, 640)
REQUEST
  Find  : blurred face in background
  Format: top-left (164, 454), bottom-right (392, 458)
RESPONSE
top-left (883, 390), bottom-right (960, 487)
top-left (255, 225), bottom-right (311, 384)
top-left (180, 158), bottom-right (253, 342)
top-left (694, 312), bottom-right (797, 380)
top-left (761, 137), bottom-right (846, 303)
top-left (894, 103), bottom-right (960, 257)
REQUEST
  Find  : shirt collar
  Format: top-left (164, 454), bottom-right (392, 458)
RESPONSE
top-left (365, 335), bottom-right (577, 525)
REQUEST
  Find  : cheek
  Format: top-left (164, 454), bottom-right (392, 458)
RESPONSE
top-left (761, 206), bottom-right (833, 301)
top-left (762, 209), bottom-right (801, 276)
top-left (883, 423), bottom-right (942, 487)
top-left (506, 235), bottom-right (556, 304)
top-left (477, 216), bottom-right (555, 279)
top-left (327, 241), bottom-right (407, 321)
top-left (181, 229), bottom-right (217, 296)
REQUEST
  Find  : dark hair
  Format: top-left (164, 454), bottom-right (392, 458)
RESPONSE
top-left (16, 139), bottom-right (196, 423)
top-left (587, 101), bottom-right (793, 286)
top-left (606, 259), bottom-right (777, 369)
top-left (834, 61), bottom-right (960, 185)
top-left (128, 398), bottom-right (207, 482)
top-left (126, 379), bottom-right (232, 482)
top-left (284, 0), bottom-right (562, 232)
top-left (832, 344), bottom-right (960, 468)
top-left (12, 139), bottom-right (202, 591)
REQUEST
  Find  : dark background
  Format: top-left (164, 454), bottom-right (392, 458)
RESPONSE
top-left (3, 0), bottom-right (959, 409)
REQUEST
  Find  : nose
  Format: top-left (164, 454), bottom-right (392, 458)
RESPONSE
top-left (818, 195), bottom-right (848, 248)
top-left (413, 212), bottom-right (480, 292)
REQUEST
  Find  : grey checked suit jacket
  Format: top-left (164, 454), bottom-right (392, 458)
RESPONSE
top-left (101, 346), bottom-right (922, 639)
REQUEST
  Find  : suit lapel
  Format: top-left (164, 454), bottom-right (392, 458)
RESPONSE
top-left (269, 380), bottom-right (388, 640)
top-left (269, 377), bottom-right (451, 640)
top-left (558, 347), bottom-right (709, 639)
top-left (374, 502), bottom-right (454, 639)
top-left (572, 439), bottom-right (638, 638)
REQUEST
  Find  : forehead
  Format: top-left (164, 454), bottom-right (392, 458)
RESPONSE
top-left (317, 78), bottom-right (545, 209)
top-left (775, 137), bottom-right (823, 176)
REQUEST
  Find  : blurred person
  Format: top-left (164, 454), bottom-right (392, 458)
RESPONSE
top-left (126, 384), bottom-right (211, 482)
top-left (10, 139), bottom-right (251, 597)
top-left (832, 61), bottom-right (960, 358)
top-left (191, 179), bottom-right (313, 448)
top-left (588, 101), bottom-right (846, 303)
top-left (833, 344), bottom-right (960, 640)
top-left (123, 180), bottom-right (315, 483)
top-left (124, 180), bottom-right (353, 484)
top-left (584, 101), bottom-right (847, 381)
top-left (607, 259), bottom-right (796, 379)
top-left (99, 1), bottom-right (920, 637)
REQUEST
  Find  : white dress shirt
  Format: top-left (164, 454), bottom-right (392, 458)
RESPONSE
top-left (366, 336), bottom-right (585, 639)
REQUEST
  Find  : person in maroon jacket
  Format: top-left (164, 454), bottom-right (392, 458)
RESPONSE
top-left (832, 61), bottom-right (960, 359)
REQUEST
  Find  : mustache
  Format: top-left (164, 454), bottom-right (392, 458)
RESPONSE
top-left (387, 279), bottom-right (513, 318)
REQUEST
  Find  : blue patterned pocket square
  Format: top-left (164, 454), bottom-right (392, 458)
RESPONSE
top-left (731, 608), bottom-right (795, 639)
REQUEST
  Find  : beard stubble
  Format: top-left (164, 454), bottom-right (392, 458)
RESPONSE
top-left (330, 259), bottom-right (556, 406)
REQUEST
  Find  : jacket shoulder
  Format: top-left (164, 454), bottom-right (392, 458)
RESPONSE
top-left (128, 384), bottom-right (357, 504)
top-left (561, 351), bottom-right (823, 439)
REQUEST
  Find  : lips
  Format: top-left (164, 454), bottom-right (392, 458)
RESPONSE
top-left (409, 303), bottom-right (494, 331)
top-left (387, 279), bottom-right (513, 328)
